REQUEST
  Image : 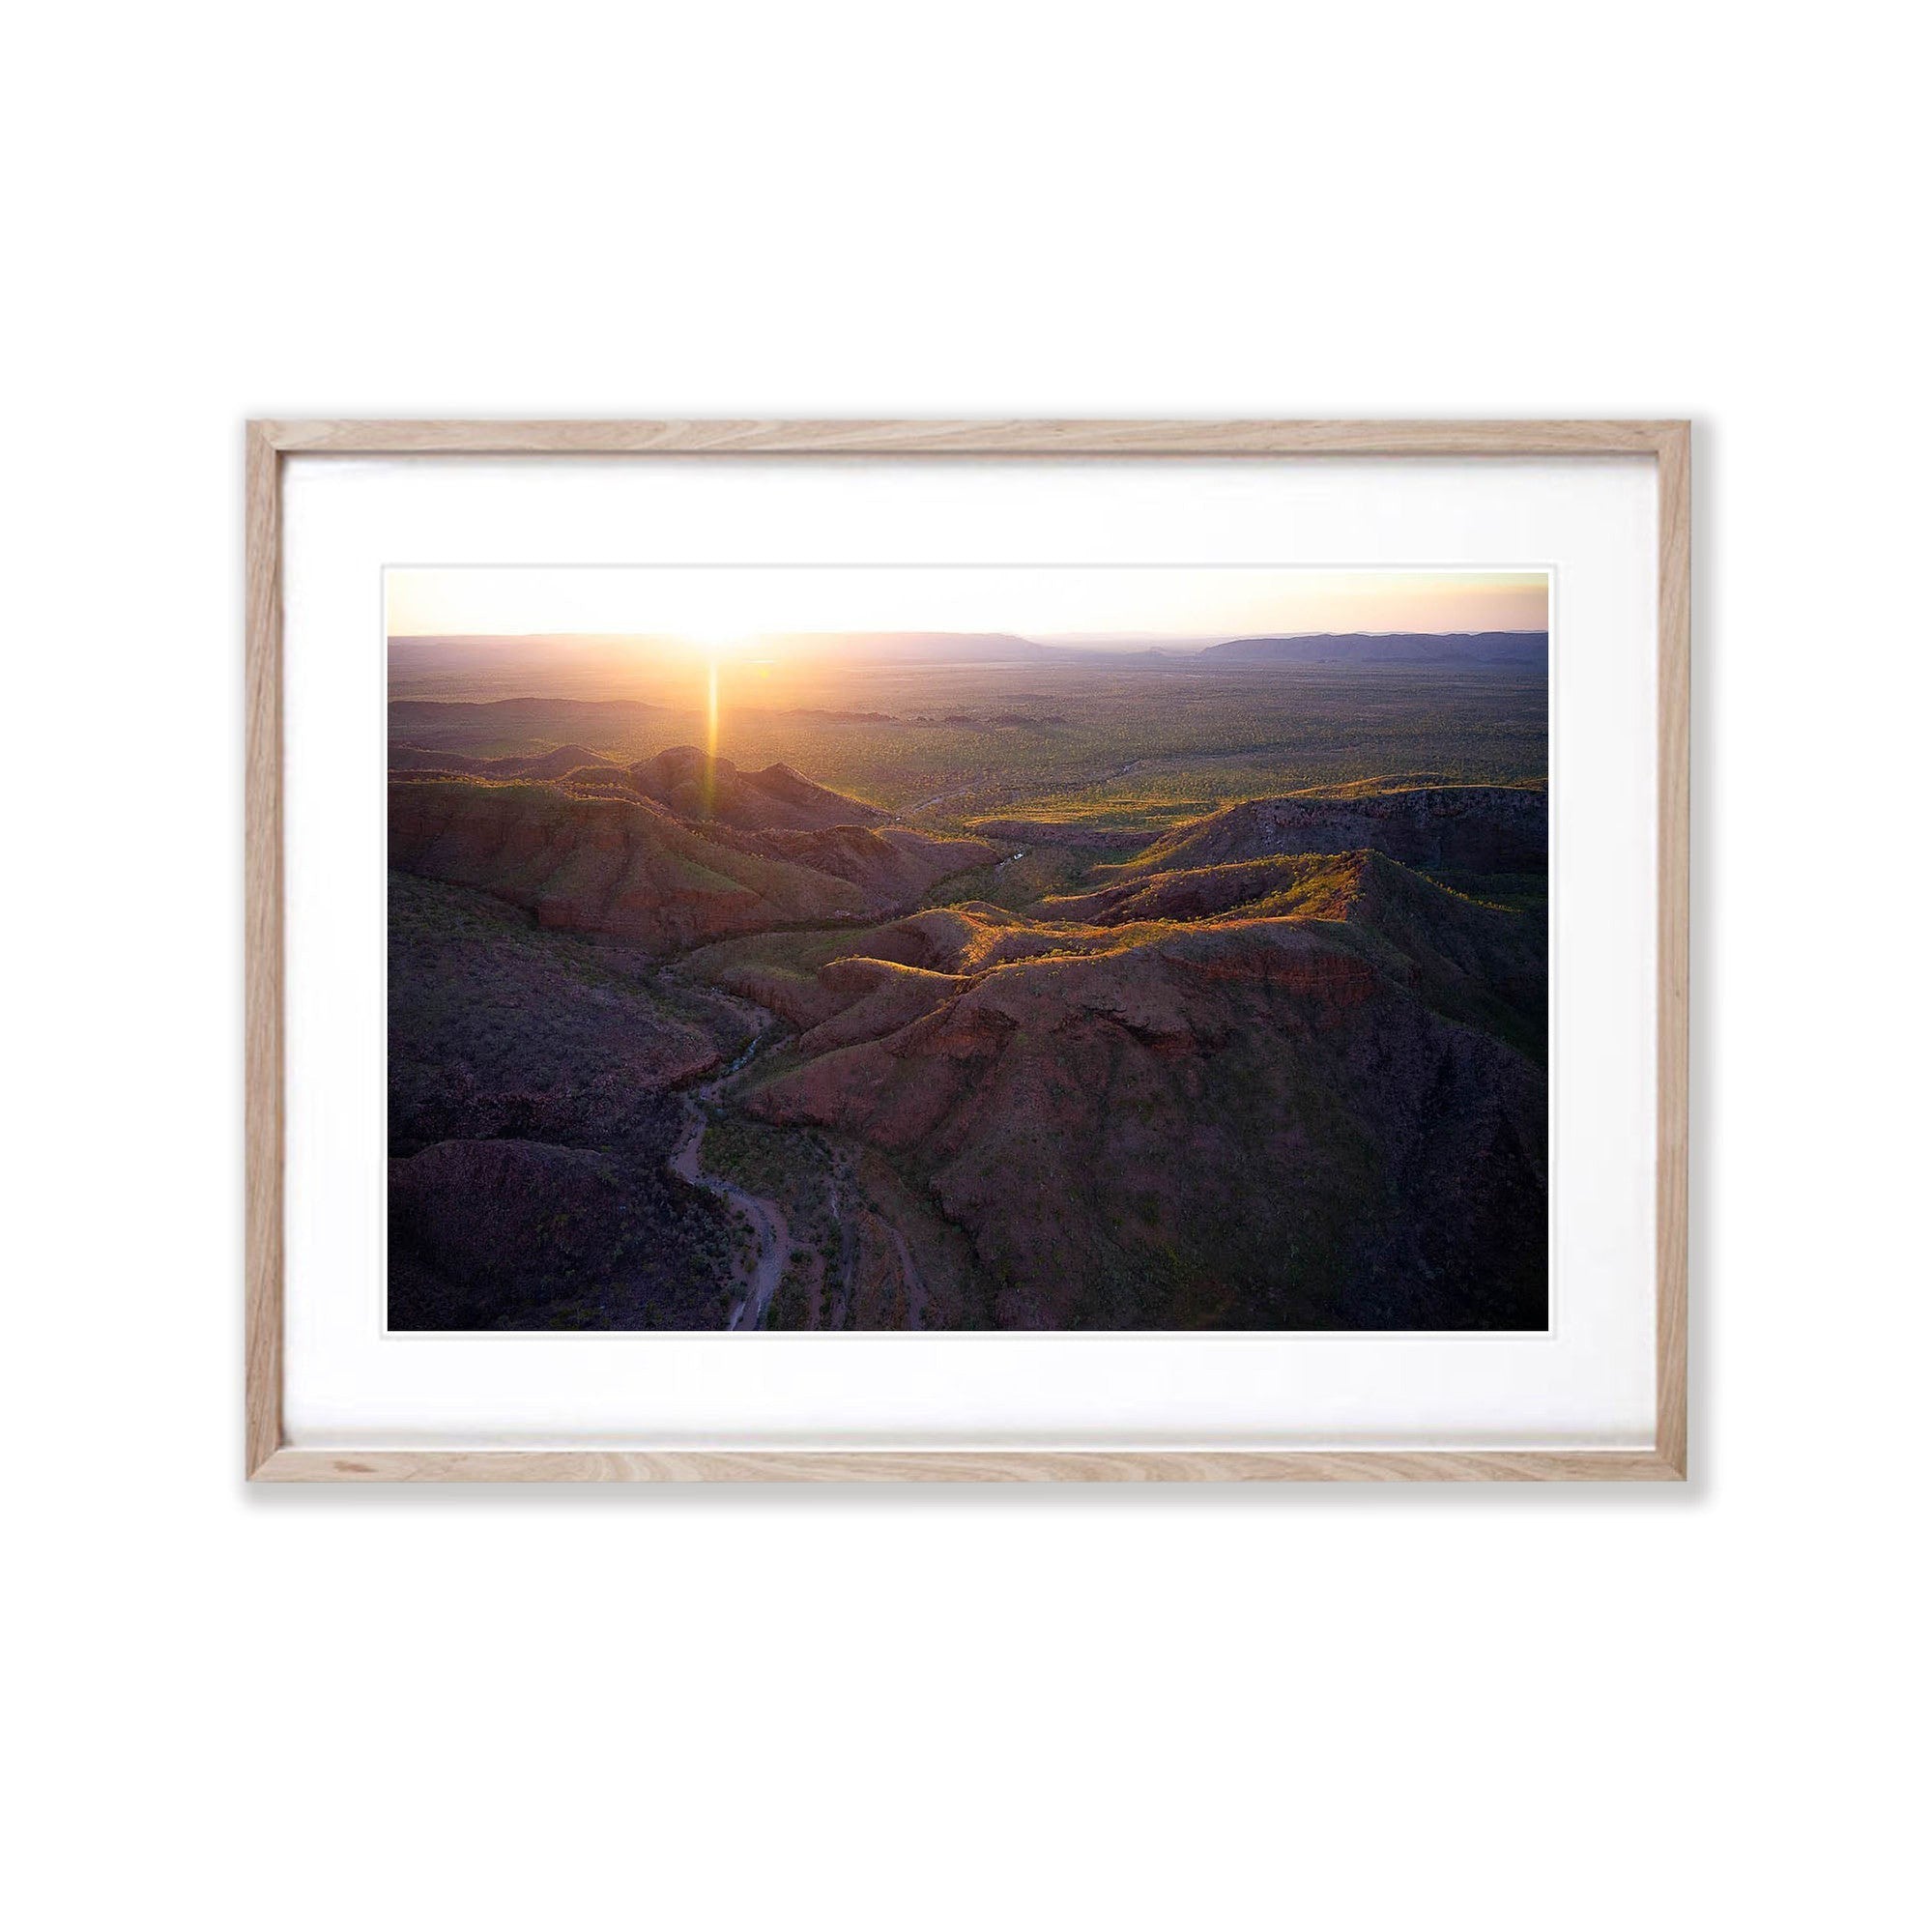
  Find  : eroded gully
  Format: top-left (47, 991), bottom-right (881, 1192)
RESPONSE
top-left (665, 993), bottom-right (793, 1330)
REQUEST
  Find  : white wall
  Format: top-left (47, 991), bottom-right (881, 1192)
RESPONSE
top-left (9, 5), bottom-right (1925, 1929)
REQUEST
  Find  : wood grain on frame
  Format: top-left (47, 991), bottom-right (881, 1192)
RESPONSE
top-left (245, 419), bottom-right (1690, 1484)
top-left (257, 418), bottom-right (1685, 457)
top-left (245, 422), bottom-right (283, 1478)
top-left (252, 1448), bottom-right (1685, 1483)
top-left (1655, 423), bottom-right (1691, 1476)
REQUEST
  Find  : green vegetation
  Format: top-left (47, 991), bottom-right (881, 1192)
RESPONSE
top-left (1415, 868), bottom-right (1547, 916)
top-left (387, 871), bottom-right (747, 1330)
top-left (704, 1111), bottom-right (836, 1236)
top-left (922, 844), bottom-right (1139, 913)
top-left (763, 1250), bottom-right (819, 1330)
top-left (391, 660), bottom-right (1546, 822)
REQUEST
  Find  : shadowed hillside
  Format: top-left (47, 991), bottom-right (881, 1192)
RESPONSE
top-left (725, 864), bottom-right (1545, 1329)
top-left (1037, 848), bottom-right (1544, 1058)
top-left (627, 745), bottom-right (891, 830)
top-left (387, 871), bottom-right (748, 1329)
top-left (389, 742), bottom-right (616, 778)
top-left (1100, 783), bottom-right (1546, 877)
top-left (389, 770), bottom-right (995, 953)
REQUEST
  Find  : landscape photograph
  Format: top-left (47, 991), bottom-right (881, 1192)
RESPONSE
top-left (387, 565), bottom-right (1550, 1332)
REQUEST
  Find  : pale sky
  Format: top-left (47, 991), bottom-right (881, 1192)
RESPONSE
top-left (386, 566), bottom-right (1547, 647)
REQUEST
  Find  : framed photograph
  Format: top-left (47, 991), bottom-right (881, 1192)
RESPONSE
top-left (246, 419), bottom-right (1688, 1482)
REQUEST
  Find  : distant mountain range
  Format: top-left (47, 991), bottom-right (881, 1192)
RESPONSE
top-left (1199, 631), bottom-right (1547, 667)
top-left (391, 629), bottom-right (1547, 673)
top-left (761, 632), bottom-right (1048, 663)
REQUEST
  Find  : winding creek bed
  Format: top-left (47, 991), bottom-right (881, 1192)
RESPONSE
top-left (666, 1003), bottom-right (795, 1330)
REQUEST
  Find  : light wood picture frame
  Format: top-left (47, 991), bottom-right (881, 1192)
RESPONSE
top-left (245, 418), bottom-right (1689, 1483)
